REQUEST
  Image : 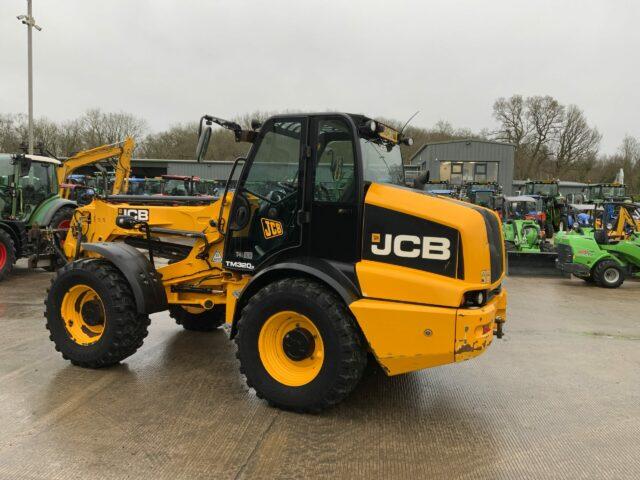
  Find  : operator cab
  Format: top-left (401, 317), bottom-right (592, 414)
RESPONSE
top-left (0, 153), bottom-right (60, 221)
top-left (196, 114), bottom-right (411, 272)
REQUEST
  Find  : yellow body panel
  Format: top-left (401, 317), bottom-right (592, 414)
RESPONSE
top-left (357, 260), bottom-right (469, 308)
top-left (350, 289), bottom-right (507, 375)
top-left (363, 183), bottom-right (504, 288)
top-left (349, 299), bottom-right (456, 374)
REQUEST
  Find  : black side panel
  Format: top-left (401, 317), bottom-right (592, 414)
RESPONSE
top-left (475, 209), bottom-right (504, 283)
top-left (362, 204), bottom-right (461, 279)
top-left (82, 242), bottom-right (168, 314)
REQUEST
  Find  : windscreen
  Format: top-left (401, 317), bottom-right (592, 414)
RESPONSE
top-left (360, 139), bottom-right (404, 185)
top-left (602, 186), bottom-right (626, 198)
top-left (526, 183), bottom-right (558, 196)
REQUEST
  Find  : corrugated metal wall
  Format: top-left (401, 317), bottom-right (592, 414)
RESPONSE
top-left (166, 161), bottom-right (235, 179)
top-left (410, 140), bottom-right (515, 195)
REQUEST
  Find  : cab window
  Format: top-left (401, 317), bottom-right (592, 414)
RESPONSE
top-left (314, 119), bottom-right (355, 203)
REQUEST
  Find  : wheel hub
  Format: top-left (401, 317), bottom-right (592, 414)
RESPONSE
top-left (81, 300), bottom-right (105, 327)
top-left (282, 327), bottom-right (316, 361)
top-left (604, 268), bottom-right (619, 283)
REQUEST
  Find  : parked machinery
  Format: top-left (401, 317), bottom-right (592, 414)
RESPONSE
top-left (0, 153), bottom-right (75, 280)
top-left (583, 183), bottom-right (632, 203)
top-left (555, 202), bottom-right (640, 287)
top-left (44, 113), bottom-right (507, 412)
top-left (524, 180), bottom-right (565, 236)
top-left (501, 195), bottom-right (558, 276)
top-left (461, 182), bottom-right (502, 210)
top-left (58, 138), bottom-right (134, 200)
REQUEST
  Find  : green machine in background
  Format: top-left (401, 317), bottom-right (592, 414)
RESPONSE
top-left (502, 195), bottom-right (558, 276)
top-left (524, 180), bottom-right (566, 236)
top-left (0, 153), bottom-right (75, 281)
top-left (555, 202), bottom-right (640, 288)
top-left (461, 182), bottom-right (501, 209)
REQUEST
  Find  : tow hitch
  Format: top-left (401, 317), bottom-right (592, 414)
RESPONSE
top-left (494, 316), bottom-right (505, 339)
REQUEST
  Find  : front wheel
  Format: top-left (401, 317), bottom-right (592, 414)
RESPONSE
top-left (235, 278), bottom-right (367, 412)
top-left (45, 259), bottom-right (150, 367)
top-left (593, 260), bottom-right (624, 288)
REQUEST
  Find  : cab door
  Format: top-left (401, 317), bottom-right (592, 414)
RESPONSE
top-left (224, 117), bottom-right (308, 272)
top-left (306, 116), bottom-right (361, 263)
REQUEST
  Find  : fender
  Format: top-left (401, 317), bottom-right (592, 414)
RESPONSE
top-left (38, 198), bottom-right (77, 226)
top-left (82, 242), bottom-right (168, 314)
top-left (229, 257), bottom-right (361, 337)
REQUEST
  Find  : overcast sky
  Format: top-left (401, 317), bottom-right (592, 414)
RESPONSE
top-left (1, 0), bottom-right (638, 153)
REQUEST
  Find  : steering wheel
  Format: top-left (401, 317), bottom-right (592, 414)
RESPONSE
top-left (277, 181), bottom-right (296, 193)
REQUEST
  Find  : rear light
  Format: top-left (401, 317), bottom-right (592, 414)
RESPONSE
top-left (462, 290), bottom-right (487, 308)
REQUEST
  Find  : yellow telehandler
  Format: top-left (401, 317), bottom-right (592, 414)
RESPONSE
top-left (44, 114), bottom-right (507, 412)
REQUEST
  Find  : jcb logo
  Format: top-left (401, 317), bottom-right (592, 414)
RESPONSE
top-left (118, 208), bottom-right (149, 221)
top-left (261, 218), bottom-right (283, 239)
top-left (371, 233), bottom-right (451, 260)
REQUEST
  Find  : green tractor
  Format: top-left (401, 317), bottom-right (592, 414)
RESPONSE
top-left (524, 180), bottom-right (565, 236)
top-left (0, 153), bottom-right (75, 281)
top-left (555, 202), bottom-right (640, 288)
top-left (462, 181), bottom-right (501, 210)
top-left (502, 195), bottom-right (558, 275)
top-left (584, 183), bottom-right (632, 203)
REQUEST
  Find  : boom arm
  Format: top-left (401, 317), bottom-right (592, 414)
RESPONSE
top-left (57, 137), bottom-right (134, 198)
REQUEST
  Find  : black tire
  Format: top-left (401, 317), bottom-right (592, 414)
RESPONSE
top-left (44, 259), bottom-right (150, 368)
top-left (49, 205), bottom-right (75, 231)
top-left (579, 275), bottom-right (595, 283)
top-left (0, 229), bottom-right (17, 282)
top-left (545, 220), bottom-right (555, 238)
top-left (592, 260), bottom-right (624, 288)
top-left (235, 278), bottom-right (367, 413)
top-left (169, 305), bottom-right (225, 331)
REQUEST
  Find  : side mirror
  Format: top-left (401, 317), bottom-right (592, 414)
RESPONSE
top-left (195, 125), bottom-right (212, 162)
top-left (413, 170), bottom-right (430, 189)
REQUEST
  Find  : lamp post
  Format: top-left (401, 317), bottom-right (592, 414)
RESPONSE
top-left (17, 0), bottom-right (42, 155)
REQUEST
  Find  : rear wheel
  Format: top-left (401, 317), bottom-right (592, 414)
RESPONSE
top-left (45, 259), bottom-right (150, 367)
top-left (169, 305), bottom-right (225, 331)
top-left (0, 229), bottom-right (17, 281)
top-left (49, 206), bottom-right (75, 247)
top-left (235, 278), bottom-right (367, 412)
top-left (593, 260), bottom-right (624, 288)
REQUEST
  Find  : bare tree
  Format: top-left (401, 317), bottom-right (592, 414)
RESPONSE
top-left (81, 109), bottom-right (147, 148)
top-left (551, 105), bottom-right (601, 176)
top-left (525, 95), bottom-right (564, 177)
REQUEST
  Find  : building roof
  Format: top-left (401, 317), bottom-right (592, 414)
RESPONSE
top-left (409, 138), bottom-right (515, 164)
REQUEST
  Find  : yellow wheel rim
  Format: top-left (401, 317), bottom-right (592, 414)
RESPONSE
top-left (183, 306), bottom-right (205, 315)
top-left (61, 284), bottom-right (106, 345)
top-left (258, 311), bottom-right (324, 387)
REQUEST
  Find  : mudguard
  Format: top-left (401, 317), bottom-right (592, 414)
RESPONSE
top-left (82, 242), bottom-right (168, 314)
top-left (229, 257), bottom-right (361, 337)
top-left (36, 197), bottom-right (77, 226)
